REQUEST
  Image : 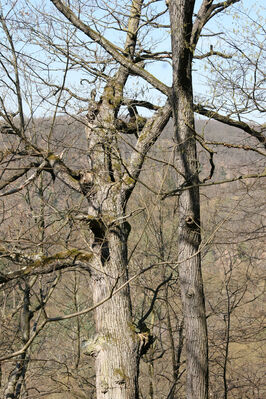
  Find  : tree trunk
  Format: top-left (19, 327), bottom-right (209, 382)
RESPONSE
top-left (81, 3), bottom-right (145, 395)
top-left (83, 77), bottom-right (140, 398)
top-left (168, 1), bottom-right (208, 398)
top-left (85, 214), bottom-right (139, 399)
top-left (90, 223), bottom-right (138, 399)
top-left (4, 282), bottom-right (30, 398)
top-left (49, 2), bottom-right (171, 397)
top-left (83, 77), bottom-right (171, 398)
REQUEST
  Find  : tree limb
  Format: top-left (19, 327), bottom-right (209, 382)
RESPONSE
top-left (194, 104), bottom-right (266, 148)
top-left (0, 160), bottom-right (47, 197)
top-left (49, 0), bottom-right (170, 96)
top-left (0, 248), bottom-right (93, 284)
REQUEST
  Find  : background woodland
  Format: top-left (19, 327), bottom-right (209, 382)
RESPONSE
top-left (0, 1), bottom-right (265, 398)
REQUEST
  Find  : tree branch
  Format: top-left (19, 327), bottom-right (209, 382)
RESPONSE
top-left (49, 0), bottom-right (170, 96)
top-left (194, 104), bottom-right (266, 148)
top-left (194, 50), bottom-right (232, 59)
top-left (191, 0), bottom-right (240, 48)
top-left (0, 248), bottom-right (93, 284)
top-left (122, 102), bottom-right (172, 196)
top-left (162, 169), bottom-right (266, 199)
top-left (0, 160), bottom-right (47, 197)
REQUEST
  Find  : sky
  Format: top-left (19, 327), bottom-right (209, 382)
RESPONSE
top-left (144, 0), bottom-right (265, 122)
top-left (0, 0), bottom-right (265, 122)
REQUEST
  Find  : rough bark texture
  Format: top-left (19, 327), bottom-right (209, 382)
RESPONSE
top-left (78, 4), bottom-right (142, 397)
top-left (4, 282), bottom-right (30, 398)
top-left (168, 1), bottom-right (209, 398)
top-left (84, 74), bottom-right (138, 398)
top-left (84, 75), bottom-right (171, 398)
top-left (83, 79), bottom-right (171, 398)
top-left (90, 229), bottom-right (138, 399)
top-left (78, 5), bottom-right (171, 398)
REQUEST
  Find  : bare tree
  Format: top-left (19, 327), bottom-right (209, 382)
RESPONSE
top-left (0, 1), bottom-right (265, 398)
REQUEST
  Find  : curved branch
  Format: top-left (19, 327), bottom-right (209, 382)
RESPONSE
top-left (0, 248), bottom-right (93, 284)
top-left (50, 0), bottom-right (170, 96)
top-left (123, 102), bottom-right (172, 196)
top-left (191, 0), bottom-right (240, 48)
top-left (194, 104), bottom-right (266, 148)
top-left (138, 273), bottom-right (173, 327)
top-left (0, 164), bottom-right (33, 191)
top-left (0, 160), bottom-right (47, 197)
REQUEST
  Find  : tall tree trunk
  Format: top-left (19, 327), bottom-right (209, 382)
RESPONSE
top-left (83, 78), bottom-right (171, 398)
top-left (168, 1), bottom-right (208, 398)
top-left (83, 75), bottom-right (139, 398)
top-left (81, 3), bottom-right (144, 394)
top-left (4, 281), bottom-right (30, 398)
top-left (90, 222), bottom-right (138, 399)
top-left (50, 2), bottom-right (171, 397)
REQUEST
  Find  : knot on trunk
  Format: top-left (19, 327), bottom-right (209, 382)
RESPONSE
top-left (82, 334), bottom-right (108, 357)
top-left (185, 215), bottom-right (200, 230)
top-left (114, 368), bottom-right (127, 385)
top-left (80, 171), bottom-right (94, 195)
top-left (186, 287), bottom-right (195, 298)
top-left (88, 218), bottom-right (110, 265)
top-left (136, 322), bottom-right (155, 357)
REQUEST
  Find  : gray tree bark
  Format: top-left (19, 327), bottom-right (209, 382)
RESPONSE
top-left (77, 1), bottom-right (172, 395)
top-left (83, 76), bottom-right (171, 398)
top-left (46, 2), bottom-right (171, 397)
top-left (4, 282), bottom-right (30, 399)
top-left (84, 92), bottom-right (138, 397)
top-left (168, 1), bottom-right (209, 398)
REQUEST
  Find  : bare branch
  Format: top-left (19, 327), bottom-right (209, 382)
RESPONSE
top-left (191, 0), bottom-right (240, 47)
top-left (194, 104), bottom-right (266, 148)
top-left (0, 248), bottom-right (93, 284)
top-left (49, 0), bottom-right (170, 95)
top-left (163, 169), bottom-right (266, 199)
top-left (194, 50), bottom-right (232, 59)
top-left (0, 160), bottom-right (47, 197)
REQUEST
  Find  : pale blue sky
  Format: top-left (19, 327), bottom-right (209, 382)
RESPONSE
top-left (1, 0), bottom-right (264, 122)
top-left (144, 0), bottom-right (265, 122)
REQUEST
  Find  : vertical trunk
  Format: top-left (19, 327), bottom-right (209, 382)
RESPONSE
top-left (84, 67), bottom-right (140, 398)
top-left (4, 353), bottom-right (28, 399)
top-left (223, 282), bottom-right (231, 399)
top-left (4, 282), bottom-right (30, 398)
top-left (168, 1), bottom-right (208, 398)
top-left (89, 218), bottom-right (138, 399)
top-left (84, 90), bottom-right (171, 399)
top-left (82, 4), bottom-right (145, 396)
top-left (84, 145), bottom-right (139, 398)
